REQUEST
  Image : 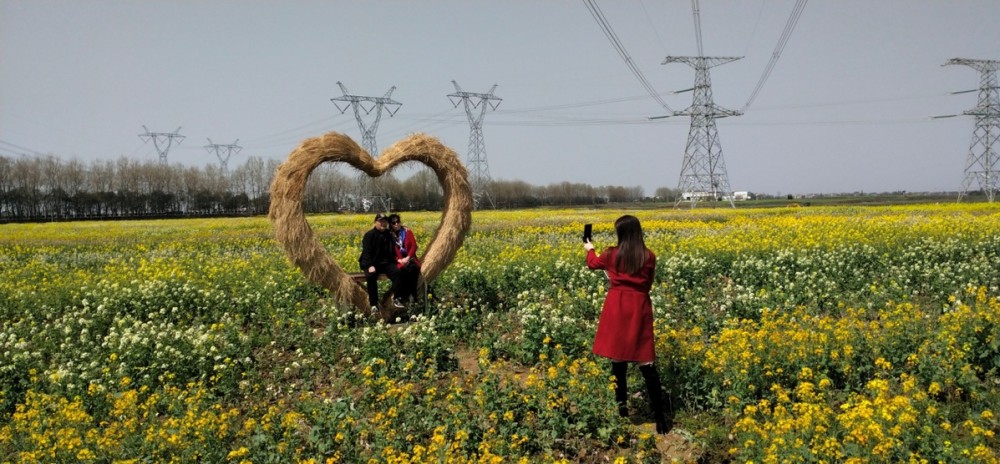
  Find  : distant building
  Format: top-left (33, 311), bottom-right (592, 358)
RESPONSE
top-left (683, 191), bottom-right (750, 201)
top-left (681, 191), bottom-right (716, 201)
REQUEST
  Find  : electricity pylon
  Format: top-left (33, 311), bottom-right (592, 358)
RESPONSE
top-left (331, 82), bottom-right (402, 212)
top-left (664, 56), bottom-right (742, 208)
top-left (944, 58), bottom-right (1000, 203)
top-left (139, 126), bottom-right (184, 165)
top-left (204, 138), bottom-right (241, 176)
top-left (448, 80), bottom-right (501, 209)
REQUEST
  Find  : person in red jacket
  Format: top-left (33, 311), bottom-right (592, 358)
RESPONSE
top-left (583, 215), bottom-right (668, 434)
top-left (388, 213), bottom-right (421, 305)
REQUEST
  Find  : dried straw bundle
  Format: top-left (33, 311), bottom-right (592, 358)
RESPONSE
top-left (268, 132), bottom-right (472, 313)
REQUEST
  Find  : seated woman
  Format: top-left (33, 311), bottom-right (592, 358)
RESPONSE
top-left (388, 213), bottom-right (421, 305)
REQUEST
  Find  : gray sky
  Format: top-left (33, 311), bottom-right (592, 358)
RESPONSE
top-left (2, 0), bottom-right (999, 196)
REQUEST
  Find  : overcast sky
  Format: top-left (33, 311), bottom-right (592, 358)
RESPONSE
top-left (2, 0), bottom-right (999, 196)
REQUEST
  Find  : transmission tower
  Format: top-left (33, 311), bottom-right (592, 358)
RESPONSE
top-left (138, 126), bottom-right (184, 165)
top-left (204, 138), bottom-right (242, 176)
top-left (331, 82), bottom-right (402, 212)
top-left (448, 80), bottom-right (501, 209)
top-left (664, 56), bottom-right (742, 208)
top-left (944, 58), bottom-right (1000, 202)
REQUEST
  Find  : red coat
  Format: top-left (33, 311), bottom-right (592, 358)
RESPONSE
top-left (586, 247), bottom-right (656, 363)
top-left (393, 227), bottom-right (421, 269)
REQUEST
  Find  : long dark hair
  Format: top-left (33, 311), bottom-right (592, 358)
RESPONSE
top-left (613, 215), bottom-right (647, 275)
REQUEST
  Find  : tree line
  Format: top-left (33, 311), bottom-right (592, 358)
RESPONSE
top-left (0, 154), bottom-right (673, 222)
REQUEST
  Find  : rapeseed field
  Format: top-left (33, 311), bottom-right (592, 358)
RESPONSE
top-left (1, 204), bottom-right (998, 462)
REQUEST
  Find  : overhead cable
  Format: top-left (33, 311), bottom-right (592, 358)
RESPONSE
top-left (500, 93), bottom-right (669, 114)
top-left (0, 139), bottom-right (46, 157)
top-left (582, 0), bottom-right (674, 113)
top-left (740, 0), bottom-right (808, 113)
top-left (692, 0), bottom-right (704, 57)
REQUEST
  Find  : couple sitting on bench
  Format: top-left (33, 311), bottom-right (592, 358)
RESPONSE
top-left (358, 212), bottom-right (421, 316)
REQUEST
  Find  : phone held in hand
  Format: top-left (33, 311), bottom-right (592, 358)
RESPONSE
top-left (583, 223), bottom-right (592, 243)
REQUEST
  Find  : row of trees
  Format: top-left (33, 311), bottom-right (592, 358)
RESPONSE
top-left (0, 155), bottom-right (273, 220)
top-left (0, 155), bottom-right (667, 222)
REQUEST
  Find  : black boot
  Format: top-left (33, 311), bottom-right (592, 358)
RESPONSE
top-left (639, 364), bottom-right (669, 434)
top-left (611, 362), bottom-right (628, 417)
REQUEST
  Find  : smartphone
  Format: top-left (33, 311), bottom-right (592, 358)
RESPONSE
top-left (582, 223), bottom-right (592, 243)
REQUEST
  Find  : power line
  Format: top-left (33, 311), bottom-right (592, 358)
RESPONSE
top-left (582, 0), bottom-right (674, 114)
top-left (733, 117), bottom-right (940, 127)
top-left (742, 0), bottom-right (767, 56)
top-left (0, 139), bottom-right (46, 157)
top-left (638, 0), bottom-right (668, 53)
top-left (382, 107), bottom-right (460, 140)
top-left (691, 0), bottom-right (704, 57)
top-left (384, 112), bottom-right (943, 128)
top-left (500, 93), bottom-right (669, 114)
top-left (241, 115), bottom-right (347, 145)
top-left (382, 114), bottom-right (677, 127)
top-left (0, 147), bottom-right (23, 158)
top-left (740, 0), bottom-right (808, 112)
top-left (753, 92), bottom-right (949, 111)
top-left (491, 118), bottom-right (675, 126)
top-left (0, 146), bottom-right (33, 158)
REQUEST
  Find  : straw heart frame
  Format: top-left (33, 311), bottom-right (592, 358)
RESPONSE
top-left (268, 132), bottom-right (472, 313)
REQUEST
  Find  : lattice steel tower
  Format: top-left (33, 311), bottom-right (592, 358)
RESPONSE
top-left (664, 56), bottom-right (742, 208)
top-left (448, 80), bottom-right (501, 209)
top-left (204, 138), bottom-right (241, 176)
top-left (945, 58), bottom-right (1000, 202)
top-left (332, 82), bottom-right (401, 212)
top-left (138, 126), bottom-right (184, 165)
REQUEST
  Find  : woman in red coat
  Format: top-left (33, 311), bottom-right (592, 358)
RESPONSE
top-left (388, 214), bottom-right (421, 305)
top-left (584, 215), bottom-right (668, 433)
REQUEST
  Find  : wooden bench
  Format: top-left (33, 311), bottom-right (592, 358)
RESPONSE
top-left (348, 272), bottom-right (388, 284)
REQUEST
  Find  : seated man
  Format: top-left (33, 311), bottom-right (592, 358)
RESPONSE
top-left (388, 213), bottom-right (421, 304)
top-left (358, 213), bottom-right (403, 314)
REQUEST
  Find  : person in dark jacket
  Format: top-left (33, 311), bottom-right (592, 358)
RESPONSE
top-left (359, 213), bottom-right (402, 313)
